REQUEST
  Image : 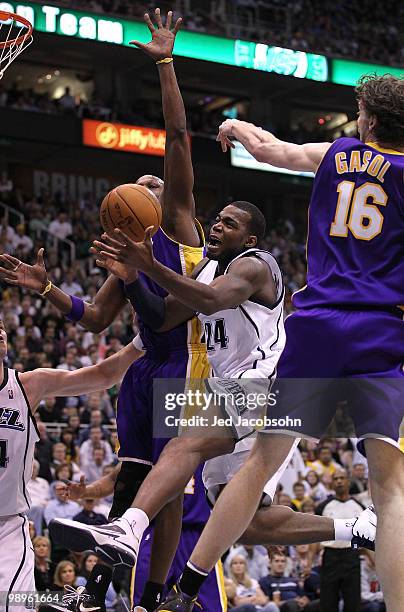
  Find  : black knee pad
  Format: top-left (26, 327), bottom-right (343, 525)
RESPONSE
top-left (109, 461), bottom-right (152, 519)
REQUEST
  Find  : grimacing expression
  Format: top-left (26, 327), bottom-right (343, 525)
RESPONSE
top-left (136, 175), bottom-right (164, 200)
top-left (207, 205), bottom-right (257, 261)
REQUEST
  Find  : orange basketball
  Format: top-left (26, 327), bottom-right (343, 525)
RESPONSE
top-left (100, 184), bottom-right (162, 242)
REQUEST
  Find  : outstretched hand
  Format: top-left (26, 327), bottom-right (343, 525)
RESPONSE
top-left (216, 119), bottom-right (236, 152)
top-left (0, 248), bottom-right (48, 292)
top-left (130, 7), bottom-right (182, 62)
top-left (92, 227), bottom-right (156, 276)
top-left (57, 475), bottom-right (87, 502)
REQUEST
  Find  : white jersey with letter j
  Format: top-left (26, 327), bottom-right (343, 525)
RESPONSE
top-left (0, 367), bottom-right (38, 605)
top-left (195, 248), bottom-right (285, 379)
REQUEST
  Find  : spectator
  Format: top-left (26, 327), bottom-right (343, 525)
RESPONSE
top-left (291, 482), bottom-right (309, 511)
top-left (259, 552), bottom-right (317, 611)
top-left (279, 446), bottom-right (305, 497)
top-left (27, 459), bottom-right (50, 534)
top-left (360, 553), bottom-right (386, 612)
top-left (52, 560), bottom-right (77, 591)
top-left (60, 269), bottom-right (84, 296)
top-left (316, 469), bottom-right (364, 612)
top-left (60, 427), bottom-right (80, 464)
top-left (311, 446), bottom-right (341, 478)
top-left (349, 463), bottom-right (368, 496)
top-left (81, 446), bottom-right (109, 483)
top-left (38, 396), bottom-right (62, 422)
top-left (73, 498), bottom-right (108, 525)
top-left (48, 211), bottom-right (73, 240)
top-left (44, 481), bottom-right (81, 525)
top-left (12, 223), bottom-right (33, 255)
top-left (225, 545), bottom-right (270, 581)
top-left (80, 409), bottom-right (111, 442)
top-left (0, 170), bottom-right (13, 194)
top-left (228, 555), bottom-right (278, 611)
top-left (304, 470), bottom-right (329, 504)
top-left (79, 426), bottom-right (113, 467)
top-left (33, 536), bottom-right (56, 592)
top-left (57, 86), bottom-right (76, 113)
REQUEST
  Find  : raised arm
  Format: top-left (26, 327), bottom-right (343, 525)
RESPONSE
top-left (217, 119), bottom-right (331, 173)
top-left (20, 341), bottom-right (142, 409)
top-left (130, 9), bottom-right (199, 245)
top-left (0, 249), bottom-right (127, 333)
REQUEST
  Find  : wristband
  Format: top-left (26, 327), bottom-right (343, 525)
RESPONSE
top-left (156, 57), bottom-right (173, 65)
top-left (132, 334), bottom-right (145, 351)
top-left (40, 279), bottom-right (52, 297)
top-left (66, 295), bottom-right (85, 322)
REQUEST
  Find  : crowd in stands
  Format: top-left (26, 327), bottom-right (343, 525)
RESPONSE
top-left (51, 0), bottom-right (404, 66)
top-left (0, 174), bottom-right (387, 609)
top-left (0, 82), bottom-right (331, 147)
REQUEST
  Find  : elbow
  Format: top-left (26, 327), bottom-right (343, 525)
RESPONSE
top-left (199, 297), bottom-right (220, 316)
top-left (165, 125), bottom-right (187, 139)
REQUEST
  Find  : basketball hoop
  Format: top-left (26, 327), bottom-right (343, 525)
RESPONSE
top-left (0, 11), bottom-right (33, 80)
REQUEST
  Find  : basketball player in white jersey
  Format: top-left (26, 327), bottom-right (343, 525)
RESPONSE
top-left (0, 320), bottom-right (142, 612)
top-left (49, 201), bottom-right (376, 575)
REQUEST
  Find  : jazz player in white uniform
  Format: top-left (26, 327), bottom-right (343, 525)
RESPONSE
top-left (49, 201), bottom-right (376, 576)
top-left (0, 318), bottom-right (142, 611)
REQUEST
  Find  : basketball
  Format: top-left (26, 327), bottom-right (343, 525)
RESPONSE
top-left (100, 183), bottom-right (162, 242)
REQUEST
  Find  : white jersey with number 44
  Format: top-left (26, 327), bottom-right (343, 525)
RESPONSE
top-left (196, 249), bottom-right (285, 379)
top-left (0, 368), bottom-right (39, 517)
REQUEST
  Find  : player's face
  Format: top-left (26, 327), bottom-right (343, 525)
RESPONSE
top-left (136, 175), bottom-right (164, 200)
top-left (207, 205), bottom-right (257, 261)
top-left (357, 101), bottom-right (373, 142)
top-left (0, 320), bottom-right (8, 358)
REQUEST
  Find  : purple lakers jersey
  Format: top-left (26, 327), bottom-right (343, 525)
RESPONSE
top-left (137, 223), bottom-right (206, 353)
top-left (294, 137), bottom-right (404, 309)
top-left (183, 464), bottom-right (210, 526)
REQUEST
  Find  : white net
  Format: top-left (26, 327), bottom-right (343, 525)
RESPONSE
top-left (0, 11), bottom-right (33, 80)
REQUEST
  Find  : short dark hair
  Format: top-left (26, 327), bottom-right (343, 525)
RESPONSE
top-left (232, 201), bottom-right (266, 241)
top-left (356, 74), bottom-right (404, 146)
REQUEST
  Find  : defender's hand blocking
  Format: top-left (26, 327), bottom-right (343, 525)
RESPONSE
top-left (58, 475), bottom-right (87, 502)
top-left (90, 238), bottom-right (138, 284)
top-left (0, 248), bottom-right (48, 292)
top-left (129, 8), bottom-right (182, 62)
top-left (217, 119), bottom-right (236, 152)
top-left (93, 227), bottom-right (155, 275)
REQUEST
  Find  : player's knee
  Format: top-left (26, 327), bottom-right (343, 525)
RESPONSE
top-left (366, 441), bottom-right (404, 503)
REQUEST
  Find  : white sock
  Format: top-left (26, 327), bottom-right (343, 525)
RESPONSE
top-left (334, 517), bottom-right (356, 541)
top-left (121, 508), bottom-right (149, 539)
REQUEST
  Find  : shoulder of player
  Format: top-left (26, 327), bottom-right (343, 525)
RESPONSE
top-left (227, 254), bottom-right (269, 280)
top-left (191, 257), bottom-right (210, 279)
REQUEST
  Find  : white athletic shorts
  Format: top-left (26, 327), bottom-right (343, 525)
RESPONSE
top-left (203, 436), bottom-right (300, 506)
top-left (0, 514), bottom-right (35, 611)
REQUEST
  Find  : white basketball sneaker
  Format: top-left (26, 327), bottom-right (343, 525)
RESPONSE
top-left (351, 505), bottom-right (377, 551)
top-left (49, 517), bottom-right (139, 566)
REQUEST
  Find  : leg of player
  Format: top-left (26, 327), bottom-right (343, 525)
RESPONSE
top-left (49, 436), bottom-right (234, 566)
top-left (240, 504), bottom-right (372, 546)
top-left (153, 434), bottom-right (294, 610)
top-left (187, 435), bottom-right (294, 570)
top-left (365, 438), bottom-right (404, 612)
top-left (137, 495), bottom-right (184, 611)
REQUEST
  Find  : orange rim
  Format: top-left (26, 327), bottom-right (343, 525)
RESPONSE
top-left (0, 11), bottom-right (33, 49)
